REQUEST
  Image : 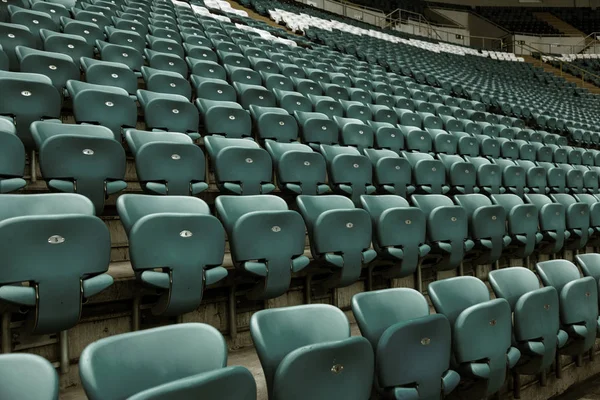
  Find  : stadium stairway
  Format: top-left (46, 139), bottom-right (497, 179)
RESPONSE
top-left (523, 54), bottom-right (600, 94)
top-left (532, 11), bottom-right (585, 36)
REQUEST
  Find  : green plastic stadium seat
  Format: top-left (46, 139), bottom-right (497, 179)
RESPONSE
top-left (0, 354), bottom-right (58, 400)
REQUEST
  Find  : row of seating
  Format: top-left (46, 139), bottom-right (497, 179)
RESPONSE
top-left (9, 253), bottom-right (600, 400)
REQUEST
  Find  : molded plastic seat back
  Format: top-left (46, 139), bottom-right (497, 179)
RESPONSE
top-left (0, 117), bottom-right (25, 193)
top-left (490, 194), bottom-right (540, 258)
top-left (80, 323), bottom-right (245, 400)
top-left (138, 90), bottom-right (199, 138)
top-left (0, 354), bottom-right (59, 400)
top-left (364, 149), bottom-right (412, 197)
top-left (251, 304), bottom-right (374, 400)
top-left (576, 253), bottom-right (600, 281)
top-left (196, 99), bottom-right (252, 138)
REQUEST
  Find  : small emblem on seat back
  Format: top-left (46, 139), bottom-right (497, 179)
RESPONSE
top-left (331, 364), bottom-right (344, 374)
top-left (48, 235), bottom-right (65, 244)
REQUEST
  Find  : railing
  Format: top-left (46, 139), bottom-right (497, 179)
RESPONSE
top-left (511, 40), bottom-right (600, 87)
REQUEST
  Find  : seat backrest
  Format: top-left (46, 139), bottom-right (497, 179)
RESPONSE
top-left (296, 194), bottom-right (354, 232)
top-left (411, 194), bottom-right (454, 216)
top-left (489, 267), bottom-right (541, 310)
top-left (79, 323), bottom-right (227, 400)
top-left (0, 354), bottom-right (58, 400)
top-left (536, 260), bottom-right (582, 293)
top-left (360, 195), bottom-right (410, 222)
top-left (576, 253), bottom-right (600, 281)
top-left (428, 276), bottom-right (490, 325)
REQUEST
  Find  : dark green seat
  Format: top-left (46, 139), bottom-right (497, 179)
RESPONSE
top-left (72, 9), bottom-right (111, 30)
top-left (319, 144), bottom-right (376, 206)
top-left (525, 194), bottom-right (569, 254)
top-left (31, 121), bottom-right (127, 214)
top-left (294, 111), bottom-right (338, 150)
top-left (117, 195), bottom-right (225, 315)
top-left (334, 116), bottom-right (373, 152)
top-left (250, 304), bottom-right (374, 400)
top-left (550, 193), bottom-right (591, 251)
top-left (260, 72), bottom-right (293, 91)
top-left (574, 194), bottom-right (600, 247)
top-left (205, 136), bottom-right (274, 195)
top-left (105, 26), bottom-right (145, 53)
top-left (191, 75), bottom-right (236, 102)
top-left (187, 58), bottom-right (226, 80)
top-left (490, 194), bottom-right (542, 259)
top-left (364, 149), bottom-right (413, 197)
top-left (399, 126), bottom-right (432, 153)
top-left (395, 108), bottom-right (421, 128)
top-left (403, 152), bottom-right (448, 195)
top-left (80, 323), bottom-right (256, 400)
top-left (137, 90), bottom-right (200, 140)
top-left (249, 105), bottom-right (297, 142)
top-left (0, 70), bottom-right (61, 149)
top-left (425, 128), bottom-right (457, 155)
top-left (0, 354), bottom-right (58, 400)
top-left (233, 82), bottom-right (276, 109)
top-left (8, 6), bottom-right (57, 48)
top-left (453, 132), bottom-right (479, 158)
top-left (30, 0), bottom-right (68, 25)
top-left (515, 160), bottom-right (548, 194)
top-left (225, 64), bottom-right (261, 85)
top-left (438, 154), bottom-right (476, 194)
top-left (360, 195), bottom-right (429, 279)
top-left (411, 194), bottom-right (474, 271)
top-left (125, 129), bottom-right (207, 196)
top-left (15, 45), bottom-right (78, 94)
top-left (307, 94), bottom-right (343, 119)
top-left (183, 43), bottom-right (217, 62)
top-left (352, 288), bottom-right (459, 398)
top-left (81, 57), bottom-right (138, 97)
top-left (96, 40), bottom-right (143, 73)
top-left (265, 140), bottom-right (329, 195)
top-left (429, 277), bottom-right (520, 397)
top-left (454, 194), bottom-right (510, 265)
top-left (144, 48), bottom-right (188, 77)
top-left (40, 29), bottom-right (93, 68)
top-left (367, 121), bottom-right (403, 154)
top-left (493, 158), bottom-right (527, 198)
top-left (489, 267), bottom-right (567, 375)
top-left (0, 116), bottom-right (25, 192)
top-left (216, 195), bottom-right (309, 299)
top-left (297, 195), bottom-right (376, 288)
top-left (67, 80), bottom-right (137, 142)
top-left (60, 17), bottom-right (103, 47)
top-left (0, 193), bottom-right (112, 334)
top-left (141, 66), bottom-right (191, 100)
top-left (537, 162), bottom-right (566, 193)
top-left (112, 15), bottom-right (147, 35)
top-left (147, 34), bottom-right (184, 58)
top-left (272, 88), bottom-right (311, 114)
top-left (196, 99), bottom-right (251, 138)
top-left (339, 100), bottom-right (371, 123)
top-left (536, 260), bottom-right (598, 356)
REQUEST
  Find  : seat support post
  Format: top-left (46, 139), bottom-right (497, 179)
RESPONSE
top-left (366, 265), bottom-right (373, 292)
top-left (576, 354), bottom-right (583, 367)
top-left (513, 372), bottom-right (521, 399)
top-left (540, 368), bottom-right (547, 386)
top-left (590, 348), bottom-right (595, 361)
top-left (555, 351), bottom-right (562, 378)
top-left (176, 315), bottom-right (183, 324)
top-left (305, 275), bottom-right (312, 304)
top-left (132, 293), bottom-right (141, 331)
top-left (458, 262), bottom-right (464, 276)
top-left (1, 312), bottom-right (10, 353)
top-left (494, 260), bottom-right (500, 270)
top-left (524, 256), bottom-right (530, 270)
top-left (31, 150), bottom-right (37, 183)
top-left (60, 330), bottom-right (69, 374)
top-left (229, 285), bottom-right (237, 344)
top-left (415, 264), bottom-right (422, 293)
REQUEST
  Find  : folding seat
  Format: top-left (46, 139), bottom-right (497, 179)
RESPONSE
top-left (192, 75), bottom-right (235, 102)
top-left (196, 99), bottom-right (252, 138)
top-left (424, 128), bottom-right (456, 155)
top-left (141, 67), bottom-right (191, 100)
top-left (0, 22), bottom-right (36, 71)
top-left (334, 116), bottom-right (374, 152)
top-left (0, 353), bottom-right (59, 400)
top-left (489, 267), bottom-right (567, 379)
top-left (320, 82), bottom-right (349, 102)
top-left (148, 25), bottom-right (180, 43)
top-left (413, 101), bottom-right (436, 115)
top-left (346, 88), bottom-right (371, 104)
top-left (0, 70), bottom-right (61, 149)
top-left (440, 116), bottom-right (463, 132)
top-left (576, 253), bottom-right (600, 283)
top-left (145, 34), bottom-right (183, 58)
top-left (297, 195), bottom-right (376, 288)
top-left (15, 46), bottom-right (78, 96)
top-left (320, 144), bottom-right (376, 205)
top-left (549, 193), bottom-right (591, 251)
top-left (492, 158), bottom-right (528, 197)
top-left (97, 41), bottom-right (143, 73)
top-left (72, 9), bottom-right (111, 30)
top-left (218, 50), bottom-right (250, 69)
top-left (536, 260), bottom-right (598, 358)
top-left (31, 121), bottom-right (127, 213)
top-left (307, 94), bottom-right (343, 119)
top-left (294, 111), bottom-right (338, 150)
top-left (454, 194), bottom-right (510, 265)
top-left (438, 154), bottom-right (477, 194)
top-left (524, 194), bottom-right (568, 255)
top-left (395, 96), bottom-right (414, 111)
top-left (339, 100), bottom-right (371, 123)
top-left (8, 6), bottom-right (58, 48)
top-left (412, 195), bottom-right (473, 271)
top-left (81, 3), bottom-right (115, 18)
top-left (366, 121), bottom-right (403, 154)
top-left (119, 194), bottom-right (227, 317)
top-left (67, 80), bottom-right (137, 142)
top-left (258, 72), bottom-right (290, 92)
top-left (573, 194), bottom-right (600, 247)
top-left (183, 43), bottom-right (217, 61)
top-left (80, 324), bottom-right (256, 400)
top-left (60, 17), bottom-right (103, 47)
top-left (30, 0), bottom-right (68, 25)
top-left (224, 65), bottom-right (261, 86)
top-left (217, 195), bottom-right (309, 299)
top-left (251, 304), bottom-right (373, 400)
top-left (205, 136), bottom-right (273, 195)
top-left (555, 163), bottom-right (585, 194)
top-left (0, 193), bottom-right (112, 334)
top-left (429, 276), bottom-right (519, 398)
top-left (111, 16), bottom-right (147, 35)
top-left (292, 77), bottom-right (322, 96)
top-left (395, 108), bottom-right (421, 128)
top-left (352, 288), bottom-right (458, 397)
top-left (270, 88), bottom-right (310, 114)
top-left (78, 58), bottom-right (133, 98)
top-left (403, 152), bottom-right (447, 194)
top-left (350, 76), bottom-right (370, 90)
top-left (233, 82), bottom-right (275, 109)
top-left (126, 130), bottom-right (207, 196)
top-left (136, 90), bottom-right (199, 140)
top-left (248, 105), bottom-right (295, 143)
top-left (105, 26), bottom-right (145, 53)
top-left (144, 48), bottom-right (188, 77)
top-left (278, 62), bottom-right (305, 78)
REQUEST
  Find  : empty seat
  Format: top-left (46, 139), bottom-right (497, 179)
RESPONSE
top-left (0, 193), bottom-right (112, 334)
top-left (81, 57), bottom-right (138, 97)
top-left (80, 323), bottom-right (256, 400)
top-left (364, 149), bottom-right (413, 197)
top-left (141, 66), bottom-right (192, 99)
top-left (9, 6), bottom-right (58, 48)
top-left (297, 195), bottom-right (376, 289)
top-left (525, 194), bottom-right (568, 255)
top-left (40, 29), bottom-right (93, 69)
top-left (429, 276), bottom-right (520, 397)
top-left (438, 154), bottom-right (476, 194)
top-left (216, 195), bottom-right (309, 299)
top-left (550, 193), bottom-right (591, 251)
top-left (205, 136), bottom-right (274, 195)
top-left (117, 195), bottom-right (226, 316)
top-left (137, 90), bottom-right (200, 140)
top-left (126, 130), bottom-right (207, 196)
top-left (196, 99), bottom-right (251, 138)
top-left (360, 195), bottom-right (430, 280)
top-left (294, 111), bottom-right (338, 150)
top-left (265, 140), bottom-right (329, 195)
top-left (251, 304), bottom-right (373, 400)
top-left (464, 156), bottom-right (503, 196)
top-left (97, 41), bottom-right (144, 73)
top-left (320, 144), bottom-right (376, 205)
top-left (0, 354), bottom-right (59, 400)
top-left (67, 80), bottom-right (137, 142)
top-left (489, 267), bottom-right (567, 376)
top-left (0, 116), bottom-right (26, 193)
top-left (334, 116), bottom-right (374, 151)
top-left (234, 82), bottom-right (276, 109)
top-left (536, 260), bottom-right (598, 357)
top-left (352, 288), bottom-right (459, 398)
top-left (412, 194), bottom-right (474, 271)
top-left (403, 152), bottom-right (448, 195)
top-left (31, 121), bottom-right (127, 214)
